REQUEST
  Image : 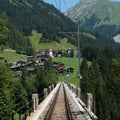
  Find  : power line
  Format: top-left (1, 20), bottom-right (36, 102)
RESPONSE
top-left (62, 0), bottom-right (68, 12)
top-left (52, 0), bottom-right (59, 10)
top-left (58, 31), bottom-right (77, 41)
top-left (59, 0), bottom-right (61, 11)
top-left (53, 0), bottom-right (68, 12)
top-left (58, 32), bottom-right (77, 34)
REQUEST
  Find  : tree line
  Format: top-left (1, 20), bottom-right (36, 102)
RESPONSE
top-left (0, 13), bottom-right (34, 55)
top-left (0, 58), bottom-right (58, 120)
top-left (81, 47), bottom-right (120, 120)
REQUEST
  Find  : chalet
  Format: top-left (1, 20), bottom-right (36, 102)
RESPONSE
top-left (16, 60), bottom-right (26, 66)
top-left (11, 65), bottom-right (24, 71)
top-left (10, 50), bottom-right (74, 76)
top-left (37, 49), bottom-right (54, 58)
top-left (55, 50), bottom-right (63, 57)
top-left (37, 62), bottom-right (44, 69)
top-left (27, 56), bottom-right (34, 62)
top-left (26, 61), bottom-right (34, 67)
top-left (36, 54), bottom-right (48, 62)
top-left (0, 56), bottom-right (4, 61)
top-left (27, 68), bottom-right (37, 75)
top-left (63, 67), bottom-right (74, 74)
top-left (53, 62), bottom-right (65, 73)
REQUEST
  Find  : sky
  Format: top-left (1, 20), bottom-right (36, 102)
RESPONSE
top-left (44, 0), bottom-right (80, 12)
top-left (44, 0), bottom-right (120, 12)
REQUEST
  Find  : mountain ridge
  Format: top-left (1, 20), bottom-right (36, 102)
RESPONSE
top-left (65, 0), bottom-right (120, 37)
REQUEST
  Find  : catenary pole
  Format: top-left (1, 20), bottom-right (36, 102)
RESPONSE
top-left (78, 21), bottom-right (81, 89)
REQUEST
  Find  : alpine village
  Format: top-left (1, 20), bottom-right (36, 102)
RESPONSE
top-left (0, 0), bottom-right (120, 120)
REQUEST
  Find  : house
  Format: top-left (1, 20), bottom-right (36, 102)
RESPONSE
top-left (36, 54), bottom-right (48, 62)
top-left (63, 67), bottom-right (74, 74)
top-left (27, 56), bottom-right (34, 62)
top-left (16, 60), bottom-right (26, 66)
top-left (53, 62), bottom-right (65, 73)
top-left (0, 56), bottom-right (4, 61)
top-left (37, 62), bottom-right (44, 70)
top-left (27, 68), bottom-right (37, 75)
top-left (11, 65), bottom-right (24, 71)
top-left (26, 61), bottom-right (34, 67)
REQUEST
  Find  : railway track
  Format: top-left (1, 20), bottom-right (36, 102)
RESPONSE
top-left (44, 83), bottom-right (75, 120)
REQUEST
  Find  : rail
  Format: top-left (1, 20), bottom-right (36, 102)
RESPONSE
top-left (44, 83), bottom-right (76, 120)
top-left (63, 84), bottom-right (76, 120)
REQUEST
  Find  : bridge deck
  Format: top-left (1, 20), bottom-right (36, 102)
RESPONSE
top-left (49, 83), bottom-right (68, 120)
top-left (27, 82), bottom-right (97, 120)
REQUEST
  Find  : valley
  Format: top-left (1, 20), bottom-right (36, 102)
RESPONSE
top-left (0, 0), bottom-right (120, 120)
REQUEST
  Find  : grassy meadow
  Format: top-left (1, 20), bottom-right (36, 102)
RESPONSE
top-left (0, 50), bottom-right (27, 63)
top-left (53, 57), bottom-right (91, 87)
top-left (53, 57), bottom-right (81, 87)
top-left (29, 30), bottom-right (77, 51)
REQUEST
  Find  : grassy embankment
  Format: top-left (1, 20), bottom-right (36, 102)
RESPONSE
top-left (0, 50), bottom-right (27, 63)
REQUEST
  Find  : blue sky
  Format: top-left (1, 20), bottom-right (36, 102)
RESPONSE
top-left (44, 0), bottom-right (120, 12)
top-left (44, 0), bottom-right (80, 12)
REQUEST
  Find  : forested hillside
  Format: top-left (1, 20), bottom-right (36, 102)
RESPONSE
top-left (0, 0), bottom-right (77, 54)
top-left (0, 0), bottom-right (119, 53)
top-left (0, 0), bottom-right (76, 40)
top-left (0, 13), bottom-right (33, 55)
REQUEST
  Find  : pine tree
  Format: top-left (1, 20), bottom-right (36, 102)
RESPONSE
top-left (0, 13), bottom-right (9, 45)
top-left (0, 62), bottom-right (14, 120)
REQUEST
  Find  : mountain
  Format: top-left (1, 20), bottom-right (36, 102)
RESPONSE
top-left (65, 0), bottom-right (120, 38)
top-left (0, 0), bottom-right (76, 40)
top-left (0, 0), bottom-right (119, 55)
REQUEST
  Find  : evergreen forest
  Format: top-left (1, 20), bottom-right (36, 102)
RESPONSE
top-left (0, 0), bottom-right (120, 120)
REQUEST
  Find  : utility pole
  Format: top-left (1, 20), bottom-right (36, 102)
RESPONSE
top-left (68, 48), bottom-right (71, 81)
top-left (77, 21), bottom-right (81, 98)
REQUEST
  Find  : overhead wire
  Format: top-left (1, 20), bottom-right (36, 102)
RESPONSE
top-left (62, 0), bottom-right (68, 12)
top-left (52, 0), bottom-right (59, 10)
top-left (52, 0), bottom-right (77, 43)
top-left (58, 31), bottom-right (77, 41)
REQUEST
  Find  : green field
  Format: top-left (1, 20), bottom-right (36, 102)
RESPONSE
top-left (53, 57), bottom-right (91, 87)
top-left (29, 30), bottom-right (77, 51)
top-left (0, 50), bottom-right (27, 63)
top-left (53, 57), bottom-right (81, 87)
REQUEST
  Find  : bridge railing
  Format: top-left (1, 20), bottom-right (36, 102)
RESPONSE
top-left (12, 84), bottom-right (56, 120)
top-left (67, 83), bottom-right (96, 113)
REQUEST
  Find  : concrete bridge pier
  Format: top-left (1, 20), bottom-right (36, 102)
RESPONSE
top-left (32, 94), bottom-right (38, 111)
top-left (51, 84), bottom-right (54, 90)
top-left (78, 88), bottom-right (81, 98)
top-left (49, 86), bottom-right (52, 93)
top-left (86, 93), bottom-right (93, 111)
top-left (44, 88), bottom-right (48, 98)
